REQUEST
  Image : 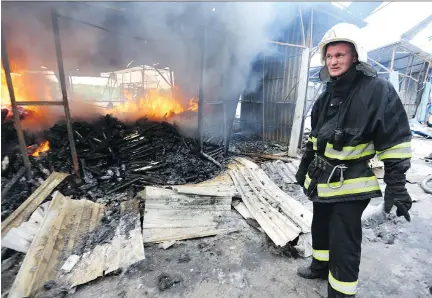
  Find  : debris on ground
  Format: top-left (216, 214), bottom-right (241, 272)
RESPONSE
top-left (1, 171), bottom-right (69, 230)
top-left (158, 241), bottom-right (177, 250)
top-left (1, 116), bottom-right (226, 219)
top-left (142, 185), bottom-right (235, 243)
top-left (228, 157), bottom-right (313, 257)
top-left (3, 131), bottom-right (429, 297)
top-left (8, 192), bottom-right (145, 298)
top-left (239, 152), bottom-right (292, 162)
top-left (156, 273), bottom-right (182, 292)
top-left (1, 201), bottom-right (50, 253)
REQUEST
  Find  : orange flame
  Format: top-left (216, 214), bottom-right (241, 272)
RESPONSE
top-left (1, 62), bottom-right (59, 131)
top-left (2, 59), bottom-right (199, 129)
top-left (108, 89), bottom-right (199, 121)
top-left (188, 98), bottom-right (198, 112)
top-left (27, 140), bottom-right (50, 157)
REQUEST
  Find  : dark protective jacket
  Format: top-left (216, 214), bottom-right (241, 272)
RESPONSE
top-left (296, 66), bottom-right (412, 204)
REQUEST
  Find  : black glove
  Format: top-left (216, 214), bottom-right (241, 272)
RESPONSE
top-left (295, 168), bottom-right (307, 186)
top-left (384, 189), bottom-right (412, 222)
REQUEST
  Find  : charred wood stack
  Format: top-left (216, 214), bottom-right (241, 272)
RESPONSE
top-left (1, 115), bottom-right (226, 220)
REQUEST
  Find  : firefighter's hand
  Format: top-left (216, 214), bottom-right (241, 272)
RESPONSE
top-left (384, 194), bottom-right (412, 222)
top-left (295, 170), bottom-right (306, 186)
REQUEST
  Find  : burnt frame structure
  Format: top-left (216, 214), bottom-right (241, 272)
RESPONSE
top-left (1, 6), bottom-right (231, 177)
top-left (2, 2), bottom-right (375, 175)
top-left (1, 9), bottom-right (81, 178)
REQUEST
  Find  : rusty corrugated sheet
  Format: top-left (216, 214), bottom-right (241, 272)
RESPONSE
top-left (9, 192), bottom-right (144, 298)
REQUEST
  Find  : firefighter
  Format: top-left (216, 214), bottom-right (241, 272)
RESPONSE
top-left (295, 23), bottom-right (412, 297)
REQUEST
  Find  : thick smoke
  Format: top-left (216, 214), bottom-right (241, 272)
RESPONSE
top-left (1, 2), bottom-right (293, 134)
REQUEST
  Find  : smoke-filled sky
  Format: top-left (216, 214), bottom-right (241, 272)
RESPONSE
top-left (2, 2), bottom-right (296, 102)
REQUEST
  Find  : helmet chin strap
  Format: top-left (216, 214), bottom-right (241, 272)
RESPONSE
top-left (319, 62), bottom-right (377, 82)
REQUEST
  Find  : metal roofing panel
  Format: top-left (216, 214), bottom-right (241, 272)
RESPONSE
top-left (368, 40), bottom-right (432, 74)
top-left (9, 192), bottom-right (145, 298)
top-left (228, 157), bottom-right (312, 257)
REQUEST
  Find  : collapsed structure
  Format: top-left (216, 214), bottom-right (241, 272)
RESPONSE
top-left (6, 2), bottom-right (430, 297)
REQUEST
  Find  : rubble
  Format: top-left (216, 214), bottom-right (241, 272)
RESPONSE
top-left (141, 186), bottom-right (235, 243)
top-left (228, 157), bottom-right (313, 257)
top-left (1, 115), bottom-right (226, 219)
top-left (156, 273), bottom-right (182, 291)
top-left (8, 192), bottom-right (145, 298)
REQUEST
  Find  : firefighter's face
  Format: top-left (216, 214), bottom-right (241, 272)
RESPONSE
top-left (325, 43), bottom-right (357, 78)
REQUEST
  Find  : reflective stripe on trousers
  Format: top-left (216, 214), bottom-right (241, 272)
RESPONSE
top-left (312, 249), bottom-right (329, 262)
top-left (317, 176), bottom-right (380, 198)
top-left (329, 271), bottom-right (358, 295)
top-left (324, 142), bottom-right (375, 161)
top-left (377, 141), bottom-right (412, 160)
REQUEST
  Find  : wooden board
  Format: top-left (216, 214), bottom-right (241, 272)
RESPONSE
top-left (1, 172), bottom-right (69, 237)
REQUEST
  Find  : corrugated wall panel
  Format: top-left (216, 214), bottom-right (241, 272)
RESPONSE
top-left (239, 6), bottom-right (313, 143)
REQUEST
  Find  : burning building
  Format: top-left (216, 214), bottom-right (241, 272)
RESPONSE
top-left (1, 2), bottom-right (372, 219)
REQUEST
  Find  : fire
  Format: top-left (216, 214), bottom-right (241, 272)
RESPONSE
top-left (188, 98), bottom-right (198, 112)
top-left (2, 58), bottom-right (199, 129)
top-left (27, 140), bottom-right (50, 157)
top-left (1, 63), bottom-right (59, 131)
top-left (108, 88), bottom-right (199, 121)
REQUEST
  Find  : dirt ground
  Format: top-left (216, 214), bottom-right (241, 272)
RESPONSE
top-left (2, 139), bottom-right (432, 298)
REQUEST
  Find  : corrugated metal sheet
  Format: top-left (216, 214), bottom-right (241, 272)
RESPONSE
top-left (228, 157), bottom-right (312, 257)
top-left (142, 185), bottom-right (234, 243)
top-left (368, 40), bottom-right (431, 74)
top-left (240, 9), bottom-right (306, 143)
top-left (9, 192), bottom-right (144, 298)
top-left (368, 40), bottom-right (432, 117)
top-left (238, 3), bottom-right (368, 143)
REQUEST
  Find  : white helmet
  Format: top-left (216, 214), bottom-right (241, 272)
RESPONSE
top-left (318, 23), bottom-right (368, 66)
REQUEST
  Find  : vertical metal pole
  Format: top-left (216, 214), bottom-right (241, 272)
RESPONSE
top-left (51, 10), bottom-right (80, 177)
top-left (169, 68), bottom-right (175, 100)
top-left (198, 25), bottom-right (207, 152)
top-left (390, 46), bottom-right (396, 71)
top-left (298, 6), bottom-right (306, 47)
top-left (1, 27), bottom-right (32, 179)
top-left (288, 47), bottom-right (310, 157)
top-left (309, 8), bottom-right (314, 49)
top-left (262, 56), bottom-right (266, 142)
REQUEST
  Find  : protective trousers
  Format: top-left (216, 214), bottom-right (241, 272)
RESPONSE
top-left (310, 199), bottom-right (370, 297)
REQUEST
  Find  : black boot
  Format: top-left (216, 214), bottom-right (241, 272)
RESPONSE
top-left (297, 266), bottom-right (328, 280)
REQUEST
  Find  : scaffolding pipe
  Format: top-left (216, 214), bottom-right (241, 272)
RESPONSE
top-left (198, 25), bottom-right (207, 152)
top-left (1, 26), bottom-right (32, 179)
top-left (262, 55), bottom-right (266, 141)
top-left (51, 9), bottom-right (81, 177)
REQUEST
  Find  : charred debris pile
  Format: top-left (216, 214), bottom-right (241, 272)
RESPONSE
top-left (1, 115), bottom-right (227, 220)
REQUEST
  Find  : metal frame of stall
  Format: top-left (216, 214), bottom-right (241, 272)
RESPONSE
top-left (1, 9), bottom-right (80, 179)
top-left (2, 6), bottom-right (223, 177)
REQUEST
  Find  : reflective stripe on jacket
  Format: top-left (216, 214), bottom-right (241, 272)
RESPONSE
top-left (302, 72), bottom-right (412, 203)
